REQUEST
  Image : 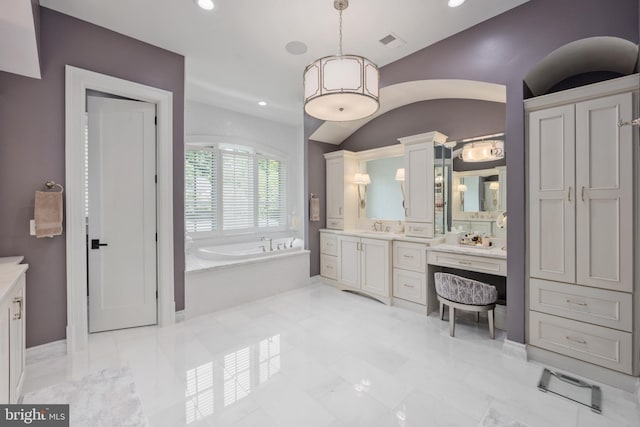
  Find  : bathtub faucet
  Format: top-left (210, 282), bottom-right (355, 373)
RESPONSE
top-left (260, 236), bottom-right (273, 251)
top-left (289, 237), bottom-right (296, 248)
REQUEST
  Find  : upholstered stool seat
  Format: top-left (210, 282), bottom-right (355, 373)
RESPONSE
top-left (434, 272), bottom-right (498, 339)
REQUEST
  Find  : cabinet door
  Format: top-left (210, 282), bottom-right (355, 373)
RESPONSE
top-left (337, 236), bottom-right (360, 289)
top-left (9, 277), bottom-right (25, 404)
top-left (529, 105), bottom-right (576, 283)
top-left (326, 158), bottom-right (344, 219)
top-left (360, 238), bottom-right (390, 297)
top-left (0, 301), bottom-right (9, 404)
top-left (575, 93), bottom-right (634, 292)
top-left (404, 142), bottom-right (434, 223)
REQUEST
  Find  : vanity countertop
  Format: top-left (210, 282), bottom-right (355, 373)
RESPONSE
top-left (0, 262), bottom-right (28, 303)
top-left (429, 243), bottom-right (507, 259)
top-left (320, 229), bottom-right (445, 245)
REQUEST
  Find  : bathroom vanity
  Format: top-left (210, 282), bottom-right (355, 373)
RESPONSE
top-left (0, 257), bottom-right (27, 404)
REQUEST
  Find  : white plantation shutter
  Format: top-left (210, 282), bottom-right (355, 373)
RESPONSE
top-left (258, 157), bottom-right (286, 229)
top-left (185, 148), bottom-right (217, 232)
top-left (222, 149), bottom-right (254, 231)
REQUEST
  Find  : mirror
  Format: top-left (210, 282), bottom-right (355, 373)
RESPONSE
top-left (453, 169), bottom-right (505, 213)
top-left (362, 156), bottom-right (404, 220)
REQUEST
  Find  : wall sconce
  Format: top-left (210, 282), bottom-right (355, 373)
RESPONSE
top-left (354, 173), bottom-right (371, 209)
top-left (457, 183), bottom-right (467, 211)
top-left (395, 168), bottom-right (405, 207)
top-left (489, 181), bottom-right (499, 208)
top-left (460, 140), bottom-right (504, 162)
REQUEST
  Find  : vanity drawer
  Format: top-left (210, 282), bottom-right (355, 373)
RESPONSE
top-left (320, 233), bottom-right (338, 256)
top-left (529, 311), bottom-right (632, 374)
top-left (405, 221), bottom-right (433, 238)
top-left (393, 241), bottom-right (426, 272)
top-left (321, 254), bottom-right (338, 280)
top-left (529, 279), bottom-right (632, 332)
top-left (393, 268), bottom-right (426, 305)
top-left (427, 251), bottom-right (507, 276)
top-left (326, 218), bottom-right (344, 230)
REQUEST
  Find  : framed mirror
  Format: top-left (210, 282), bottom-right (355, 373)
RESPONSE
top-left (362, 155), bottom-right (405, 220)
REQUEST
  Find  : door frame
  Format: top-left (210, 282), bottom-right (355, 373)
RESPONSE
top-left (65, 65), bottom-right (175, 353)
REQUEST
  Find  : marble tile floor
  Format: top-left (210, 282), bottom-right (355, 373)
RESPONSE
top-left (23, 282), bottom-right (640, 427)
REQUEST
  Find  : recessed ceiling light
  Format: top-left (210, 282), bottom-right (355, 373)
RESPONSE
top-left (258, 101), bottom-right (267, 106)
top-left (448, 0), bottom-right (466, 7)
top-left (196, 0), bottom-right (214, 11)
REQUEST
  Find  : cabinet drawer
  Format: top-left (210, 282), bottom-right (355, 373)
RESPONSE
top-left (393, 269), bottom-right (426, 305)
top-left (530, 279), bottom-right (632, 332)
top-left (393, 241), bottom-right (426, 272)
top-left (320, 233), bottom-right (338, 256)
top-left (405, 221), bottom-right (433, 238)
top-left (427, 251), bottom-right (507, 276)
top-left (529, 311), bottom-right (632, 374)
top-left (326, 218), bottom-right (344, 230)
top-left (321, 254), bottom-right (338, 280)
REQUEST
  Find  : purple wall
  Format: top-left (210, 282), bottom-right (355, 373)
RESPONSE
top-left (0, 7), bottom-right (185, 347)
top-left (305, 0), bottom-right (639, 343)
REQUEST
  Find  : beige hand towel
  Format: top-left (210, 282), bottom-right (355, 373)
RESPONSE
top-left (35, 191), bottom-right (63, 238)
top-left (310, 197), bottom-right (320, 222)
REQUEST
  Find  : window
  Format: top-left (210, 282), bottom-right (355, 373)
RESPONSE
top-left (185, 144), bottom-right (286, 235)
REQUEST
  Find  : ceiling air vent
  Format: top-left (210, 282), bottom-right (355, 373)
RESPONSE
top-left (379, 33), bottom-right (406, 49)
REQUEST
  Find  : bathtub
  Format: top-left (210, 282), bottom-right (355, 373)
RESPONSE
top-left (197, 238), bottom-right (304, 261)
top-left (185, 237), bottom-right (310, 319)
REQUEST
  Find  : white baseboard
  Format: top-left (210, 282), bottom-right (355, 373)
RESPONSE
top-left (26, 339), bottom-right (67, 365)
top-left (502, 339), bottom-right (528, 361)
top-left (175, 310), bottom-right (186, 323)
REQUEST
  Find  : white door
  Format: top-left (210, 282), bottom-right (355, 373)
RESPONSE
top-left (88, 96), bottom-right (157, 333)
top-left (360, 238), bottom-right (390, 297)
top-left (575, 93), bottom-right (634, 292)
top-left (404, 142), bottom-right (434, 223)
top-left (338, 236), bottom-right (360, 289)
top-left (326, 157), bottom-right (344, 219)
top-left (528, 104), bottom-right (576, 283)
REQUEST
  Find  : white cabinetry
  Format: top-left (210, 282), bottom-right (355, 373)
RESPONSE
top-left (323, 151), bottom-right (358, 230)
top-left (398, 131), bottom-right (448, 238)
top-left (526, 75), bottom-right (637, 374)
top-left (0, 261), bottom-right (27, 403)
top-left (392, 241), bottom-right (427, 306)
top-left (336, 235), bottom-right (391, 302)
top-left (320, 232), bottom-right (338, 281)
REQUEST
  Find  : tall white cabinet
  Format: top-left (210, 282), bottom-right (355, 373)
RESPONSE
top-left (527, 75), bottom-right (638, 375)
top-left (398, 131), bottom-right (448, 238)
top-left (323, 151), bottom-right (358, 230)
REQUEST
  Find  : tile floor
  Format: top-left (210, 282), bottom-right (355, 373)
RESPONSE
top-left (24, 281), bottom-right (640, 427)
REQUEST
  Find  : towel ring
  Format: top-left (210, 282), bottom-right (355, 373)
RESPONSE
top-left (44, 180), bottom-right (64, 193)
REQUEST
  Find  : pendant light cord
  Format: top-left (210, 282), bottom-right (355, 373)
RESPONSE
top-left (338, 8), bottom-right (343, 56)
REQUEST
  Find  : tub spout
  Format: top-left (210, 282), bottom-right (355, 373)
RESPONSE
top-left (289, 237), bottom-right (296, 248)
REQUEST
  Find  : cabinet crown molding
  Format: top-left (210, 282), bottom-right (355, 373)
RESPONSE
top-left (323, 150), bottom-right (356, 160)
top-left (398, 131), bottom-right (448, 146)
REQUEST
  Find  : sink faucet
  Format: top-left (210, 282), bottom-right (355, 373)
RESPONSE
top-left (372, 221), bottom-right (383, 231)
top-left (260, 236), bottom-right (273, 251)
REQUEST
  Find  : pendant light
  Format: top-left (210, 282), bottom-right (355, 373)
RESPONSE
top-left (304, 0), bottom-right (380, 122)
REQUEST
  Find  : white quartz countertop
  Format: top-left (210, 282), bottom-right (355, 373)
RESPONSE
top-left (428, 243), bottom-right (507, 259)
top-left (0, 263), bottom-right (28, 303)
top-left (319, 229), bottom-right (444, 245)
top-left (0, 256), bottom-right (24, 265)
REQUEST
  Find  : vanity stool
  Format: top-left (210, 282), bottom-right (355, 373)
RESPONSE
top-left (434, 272), bottom-right (498, 339)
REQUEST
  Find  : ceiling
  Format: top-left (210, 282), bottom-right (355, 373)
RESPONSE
top-left (0, 0), bottom-right (40, 79)
top-left (40, 0), bottom-right (529, 126)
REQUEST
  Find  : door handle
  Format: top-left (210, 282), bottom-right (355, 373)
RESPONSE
top-left (91, 239), bottom-right (109, 249)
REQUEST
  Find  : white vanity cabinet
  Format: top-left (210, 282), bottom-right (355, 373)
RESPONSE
top-left (320, 232), bottom-right (338, 281)
top-left (0, 261), bottom-right (28, 404)
top-left (399, 131), bottom-right (448, 238)
top-left (337, 235), bottom-right (391, 301)
top-left (526, 75), bottom-right (637, 374)
top-left (392, 241), bottom-right (427, 306)
top-left (323, 151), bottom-right (358, 230)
